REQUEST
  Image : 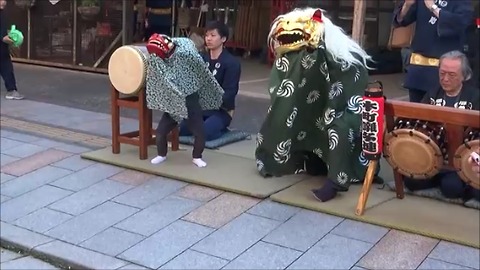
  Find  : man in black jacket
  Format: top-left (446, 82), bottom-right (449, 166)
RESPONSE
top-left (404, 50), bottom-right (479, 202)
top-left (0, 0), bottom-right (24, 100)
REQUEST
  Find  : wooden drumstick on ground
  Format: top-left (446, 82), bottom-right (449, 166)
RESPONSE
top-left (356, 159), bottom-right (378, 216)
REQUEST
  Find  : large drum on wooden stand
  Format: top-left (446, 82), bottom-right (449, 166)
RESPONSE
top-left (454, 129), bottom-right (480, 189)
top-left (383, 118), bottom-right (447, 179)
top-left (108, 45), bottom-right (149, 95)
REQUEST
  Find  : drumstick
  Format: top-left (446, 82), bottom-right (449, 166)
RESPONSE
top-left (356, 159), bottom-right (378, 216)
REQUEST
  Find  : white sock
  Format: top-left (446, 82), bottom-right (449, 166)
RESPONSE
top-left (192, 158), bottom-right (207, 168)
top-left (151, 156), bottom-right (167, 164)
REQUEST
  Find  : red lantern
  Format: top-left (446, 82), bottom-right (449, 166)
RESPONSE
top-left (361, 81), bottom-right (385, 160)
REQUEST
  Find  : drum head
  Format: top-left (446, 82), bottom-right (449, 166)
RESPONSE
top-left (454, 139), bottom-right (480, 190)
top-left (108, 46), bottom-right (148, 95)
top-left (384, 129), bottom-right (443, 179)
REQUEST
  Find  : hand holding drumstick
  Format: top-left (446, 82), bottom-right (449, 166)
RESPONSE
top-left (468, 148), bottom-right (480, 174)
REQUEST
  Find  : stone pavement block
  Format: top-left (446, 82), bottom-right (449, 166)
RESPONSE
top-left (0, 129), bottom-right (16, 138)
top-left (118, 263), bottom-right (151, 270)
top-left (1, 248), bottom-right (24, 263)
top-left (50, 163), bottom-right (124, 191)
top-left (417, 258), bottom-right (474, 270)
top-left (5, 133), bottom-right (43, 143)
top-left (247, 200), bottom-right (301, 222)
top-left (331, 219), bottom-right (388, 244)
top-left (1, 154), bottom-right (19, 167)
top-left (358, 230), bottom-right (438, 270)
top-left (192, 213), bottom-right (281, 260)
top-left (224, 241), bottom-right (302, 270)
top-left (0, 195), bottom-right (11, 203)
top-left (0, 185), bottom-right (72, 222)
top-left (1, 138), bottom-right (24, 151)
top-left (0, 222), bottom-right (53, 251)
top-left (49, 179), bottom-right (133, 215)
top-left (0, 166), bottom-right (73, 197)
top-left (115, 196), bottom-right (201, 236)
top-left (262, 210), bottom-right (343, 252)
top-left (119, 220), bottom-right (213, 269)
top-left (428, 241), bottom-right (480, 269)
top-left (45, 201), bottom-right (138, 245)
top-left (159, 249), bottom-right (228, 270)
top-left (175, 184), bottom-right (224, 202)
top-left (33, 240), bottom-right (128, 270)
top-left (13, 208), bottom-right (73, 233)
top-left (79, 227), bottom-right (144, 256)
top-left (53, 144), bottom-right (91, 154)
top-left (288, 234), bottom-right (372, 269)
top-left (109, 170), bottom-right (155, 186)
top-left (183, 193), bottom-right (260, 228)
top-left (1, 149), bottom-right (72, 176)
top-left (350, 266), bottom-right (366, 270)
top-left (113, 178), bottom-right (187, 209)
top-left (30, 138), bottom-right (69, 148)
top-left (0, 172), bottom-right (16, 183)
top-left (0, 255), bottom-right (59, 269)
top-left (2, 143), bottom-right (48, 158)
top-left (52, 155), bottom-right (94, 171)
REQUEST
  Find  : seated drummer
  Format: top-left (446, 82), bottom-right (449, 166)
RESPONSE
top-left (404, 50), bottom-right (480, 201)
top-left (179, 21), bottom-right (241, 141)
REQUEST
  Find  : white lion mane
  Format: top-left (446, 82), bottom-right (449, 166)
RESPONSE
top-left (269, 7), bottom-right (373, 69)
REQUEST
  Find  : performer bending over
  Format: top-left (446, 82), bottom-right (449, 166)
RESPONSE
top-left (145, 34), bottom-right (224, 168)
top-left (404, 51), bottom-right (480, 201)
top-left (153, 92), bottom-right (207, 167)
top-left (255, 8), bottom-right (373, 202)
top-left (179, 21), bottom-right (241, 141)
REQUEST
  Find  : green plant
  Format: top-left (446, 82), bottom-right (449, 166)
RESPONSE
top-left (80, 0), bottom-right (99, 7)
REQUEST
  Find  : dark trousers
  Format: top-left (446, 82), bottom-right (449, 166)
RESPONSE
top-left (155, 93), bottom-right (205, 158)
top-left (144, 24), bottom-right (171, 40)
top-left (0, 54), bottom-right (17, 92)
top-left (404, 171), bottom-right (480, 201)
top-left (179, 110), bottom-right (231, 141)
top-left (408, 88), bottom-right (426, 103)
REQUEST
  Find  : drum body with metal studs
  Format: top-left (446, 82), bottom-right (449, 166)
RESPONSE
top-left (383, 118), bottom-right (447, 179)
top-left (454, 128), bottom-right (480, 189)
top-left (108, 45), bottom-right (149, 95)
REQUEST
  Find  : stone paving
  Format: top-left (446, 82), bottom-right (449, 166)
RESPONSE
top-left (1, 101), bottom-right (479, 269)
top-left (1, 248), bottom-right (59, 269)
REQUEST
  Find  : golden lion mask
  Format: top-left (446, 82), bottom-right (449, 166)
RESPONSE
top-left (268, 8), bottom-right (324, 56)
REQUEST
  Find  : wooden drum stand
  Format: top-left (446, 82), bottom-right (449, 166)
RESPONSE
top-left (110, 85), bottom-right (179, 160)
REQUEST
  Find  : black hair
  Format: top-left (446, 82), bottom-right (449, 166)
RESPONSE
top-left (205, 21), bottom-right (229, 41)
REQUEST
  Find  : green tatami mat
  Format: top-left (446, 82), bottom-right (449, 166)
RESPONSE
top-left (81, 144), bottom-right (306, 198)
top-left (210, 134), bottom-right (257, 160)
top-left (270, 178), bottom-right (480, 248)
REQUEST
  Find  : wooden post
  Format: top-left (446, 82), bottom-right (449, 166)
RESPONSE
top-left (351, 0), bottom-right (367, 45)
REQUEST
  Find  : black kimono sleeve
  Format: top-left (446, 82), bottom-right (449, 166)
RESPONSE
top-left (437, 0), bottom-right (473, 38)
top-left (393, 0), bottom-right (417, 27)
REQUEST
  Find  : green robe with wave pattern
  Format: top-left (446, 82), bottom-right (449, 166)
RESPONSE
top-left (255, 46), bottom-right (369, 190)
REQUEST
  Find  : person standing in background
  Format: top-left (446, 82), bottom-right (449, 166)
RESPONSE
top-left (465, 4), bottom-right (479, 88)
top-left (144, 0), bottom-right (174, 40)
top-left (0, 0), bottom-right (24, 100)
top-left (392, 0), bottom-right (473, 103)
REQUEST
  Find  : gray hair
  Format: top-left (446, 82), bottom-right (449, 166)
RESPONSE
top-left (439, 50), bottom-right (472, 81)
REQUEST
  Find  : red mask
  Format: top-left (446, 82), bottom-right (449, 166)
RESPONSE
top-left (146, 33), bottom-right (175, 59)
